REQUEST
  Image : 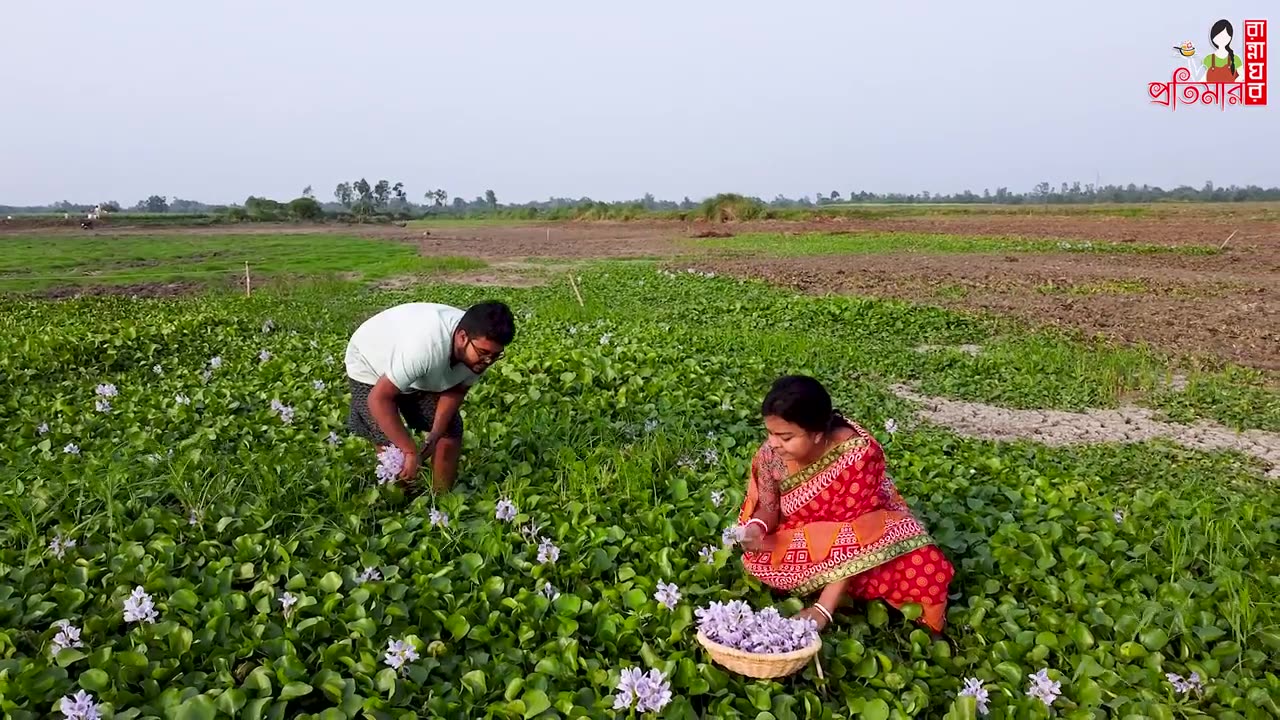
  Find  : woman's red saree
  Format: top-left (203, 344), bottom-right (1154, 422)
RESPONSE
top-left (737, 421), bottom-right (954, 632)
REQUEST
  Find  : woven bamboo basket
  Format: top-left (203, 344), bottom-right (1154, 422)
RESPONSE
top-left (696, 630), bottom-right (823, 679)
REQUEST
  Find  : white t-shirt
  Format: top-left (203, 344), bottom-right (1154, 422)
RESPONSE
top-left (344, 303), bottom-right (480, 393)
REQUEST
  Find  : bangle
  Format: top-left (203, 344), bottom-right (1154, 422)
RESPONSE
top-left (813, 602), bottom-right (833, 623)
top-left (744, 518), bottom-right (768, 533)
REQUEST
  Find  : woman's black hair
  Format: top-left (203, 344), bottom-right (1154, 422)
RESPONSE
top-left (1210, 19), bottom-right (1237, 75)
top-left (761, 374), bottom-right (840, 433)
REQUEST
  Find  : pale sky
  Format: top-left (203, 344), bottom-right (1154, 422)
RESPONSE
top-left (0, 1), bottom-right (1274, 206)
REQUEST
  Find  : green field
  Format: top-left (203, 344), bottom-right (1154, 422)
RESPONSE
top-left (0, 234), bottom-right (483, 292)
top-left (694, 232), bottom-right (1220, 258)
top-left (1, 254), bottom-right (1277, 719)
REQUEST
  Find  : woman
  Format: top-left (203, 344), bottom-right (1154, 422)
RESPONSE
top-left (1202, 19), bottom-right (1241, 83)
top-left (737, 375), bottom-right (954, 633)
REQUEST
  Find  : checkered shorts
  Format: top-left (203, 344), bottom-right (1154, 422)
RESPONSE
top-left (346, 378), bottom-right (463, 446)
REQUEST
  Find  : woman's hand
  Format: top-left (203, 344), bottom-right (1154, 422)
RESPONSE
top-left (740, 523), bottom-right (768, 552)
top-left (792, 606), bottom-right (831, 632)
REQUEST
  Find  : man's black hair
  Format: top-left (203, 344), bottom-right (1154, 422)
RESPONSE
top-left (457, 300), bottom-right (516, 345)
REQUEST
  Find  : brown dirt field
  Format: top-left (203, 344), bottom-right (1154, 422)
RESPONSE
top-left (399, 216), bottom-right (1278, 372)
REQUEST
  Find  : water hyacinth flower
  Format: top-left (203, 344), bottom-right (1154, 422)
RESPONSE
top-left (612, 667), bottom-right (673, 714)
top-left (699, 545), bottom-right (716, 563)
top-left (722, 525), bottom-right (745, 547)
top-left (384, 638), bottom-right (419, 672)
top-left (429, 509), bottom-right (449, 527)
top-left (269, 399), bottom-right (295, 424)
top-left (541, 582), bottom-right (561, 601)
top-left (279, 592), bottom-right (298, 618)
top-left (50, 620), bottom-right (84, 656)
top-left (654, 582), bottom-right (681, 610)
top-left (702, 448), bottom-right (720, 466)
top-left (59, 690), bottom-right (102, 720)
top-left (152, 364), bottom-right (163, 375)
top-left (695, 600), bottom-right (820, 653)
top-left (259, 349), bottom-right (272, 363)
top-left (208, 356), bottom-right (223, 369)
top-left (710, 490), bottom-right (725, 507)
top-left (1166, 672), bottom-right (1203, 694)
top-left (188, 507), bottom-right (202, 525)
top-left (49, 534), bottom-right (76, 558)
top-left (495, 498), bottom-right (518, 522)
top-left (644, 418), bottom-right (659, 433)
top-left (1114, 509), bottom-right (1125, 524)
top-left (327, 431), bottom-right (341, 446)
top-left (884, 418), bottom-right (898, 434)
top-left (175, 393), bottom-right (190, 406)
top-left (1026, 669), bottom-right (1061, 707)
top-left (37, 421), bottom-right (49, 434)
top-left (537, 537), bottom-right (560, 565)
top-left (123, 586), bottom-right (158, 624)
top-left (313, 380), bottom-right (326, 391)
top-left (375, 445), bottom-right (405, 484)
top-left (94, 399), bottom-right (111, 413)
top-left (358, 567), bottom-right (382, 583)
top-left (262, 319), bottom-right (275, 333)
top-left (520, 522), bottom-right (542, 542)
top-left (959, 677), bottom-right (990, 715)
top-left (200, 369), bottom-right (213, 383)
top-left (600, 333), bottom-right (612, 345)
top-left (64, 443), bottom-right (80, 455)
top-left (95, 383), bottom-right (118, 397)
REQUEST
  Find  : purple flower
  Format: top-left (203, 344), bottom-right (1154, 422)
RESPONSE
top-left (59, 690), bottom-right (102, 720)
top-left (654, 582), bottom-right (681, 610)
top-left (50, 620), bottom-right (84, 656)
top-left (279, 592), bottom-right (298, 618)
top-left (613, 667), bottom-right (672, 714)
top-left (64, 443), bottom-right (80, 455)
top-left (541, 582), bottom-right (561, 600)
top-left (537, 537), bottom-right (560, 565)
top-left (429, 509), bottom-right (449, 527)
top-left (710, 490), bottom-right (725, 507)
top-left (384, 638), bottom-right (419, 672)
top-left (48, 534), bottom-right (76, 558)
top-left (95, 383), bottom-right (118, 398)
top-left (94, 399), bottom-right (111, 413)
top-left (175, 394), bottom-right (190, 406)
top-left (269, 399), bottom-right (295, 424)
top-left (313, 380), bottom-right (326, 391)
top-left (722, 525), bottom-right (745, 547)
top-left (1167, 672), bottom-right (1203, 694)
top-left (358, 567), bottom-right (382, 583)
top-left (259, 349), bottom-right (272, 363)
top-left (123, 586), bottom-right (158, 624)
top-left (695, 601), bottom-right (819, 653)
top-left (959, 677), bottom-right (990, 715)
top-left (699, 545), bottom-right (716, 563)
top-left (375, 445), bottom-right (405, 484)
top-left (37, 422), bottom-right (49, 434)
top-left (152, 364), bottom-right (163, 375)
top-left (208, 356), bottom-right (222, 369)
top-left (495, 498), bottom-right (518, 522)
top-left (327, 431), bottom-right (341, 446)
top-left (1026, 669), bottom-right (1061, 707)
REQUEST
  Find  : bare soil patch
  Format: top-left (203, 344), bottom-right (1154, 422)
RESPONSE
top-left (692, 251), bottom-right (1279, 372)
top-left (891, 384), bottom-right (1280, 478)
top-left (30, 281), bottom-right (204, 300)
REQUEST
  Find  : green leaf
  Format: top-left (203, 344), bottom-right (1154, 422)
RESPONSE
top-left (521, 689), bottom-right (550, 718)
top-left (318, 572), bottom-right (343, 594)
top-left (215, 689), bottom-right (247, 715)
top-left (462, 670), bottom-right (488, 696)
top-left (279, 682), bottom-right (313, 701)
top-left (55, 648), bottom-right (87, 667)
top-left (445, 613), bottom-right (471, 640)
top-left (79, 668), bottom-right (110, 692)
top-left (860, 699), bottom-right (890, 720)
top-left (170, 589), bottom-right (200, 612)
top-left (174, 695), bottom-right (217, 720)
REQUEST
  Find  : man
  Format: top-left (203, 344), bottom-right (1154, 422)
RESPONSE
top-left (344, 300), bottom-right (515, 493)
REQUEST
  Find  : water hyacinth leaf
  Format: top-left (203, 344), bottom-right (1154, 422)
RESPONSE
top-left (215, 688), bottom-right (247, 715)
top-left (318, 572), bottom-right (343, 594)
top-left (462, 670), bottom-right (487, 696)
top-left (445, 614), bottom-right (471, 640)
top-left (174, 695), bottom-right (217, 720)
top-left (860, 698), bottom-right (891, 720)
top-left (55, 648), bottom-right (87, 667)
top-left (78, 668), bottom-right (110, 692)
top-left (521, 689), bottom-right (550, 718)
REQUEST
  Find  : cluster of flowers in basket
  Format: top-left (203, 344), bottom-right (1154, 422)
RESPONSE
top-left (695, 599), bottom-right (820, 654)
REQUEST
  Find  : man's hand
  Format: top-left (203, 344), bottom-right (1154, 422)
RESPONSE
top-left (740, 522), bottom-right (768, 552)
top-left (398, 441), bottom-right (421, 481)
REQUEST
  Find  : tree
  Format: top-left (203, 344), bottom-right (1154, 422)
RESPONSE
top-left (830, 190), bottom-right (842, 201)
top-left (353, 179), bottom-right (373, 215)
top-left (334, 183), bottom-right (353, 208)
top-left (484, 189), bottom-right (497, 209)
top-left (392, 182), bottom-right (406, 204)
top-left (452, 197), bottom-right (466, 210)
top-left (373, 180), bottom-right (391, 210)
top-left (101, 201), bottom-right (121, 212)
top-left (142, 195), bottom-right (169, 213)
top-left (302, 185), bottom-right (314, 199)
top-left (289, 197), bottom-right (324, 221)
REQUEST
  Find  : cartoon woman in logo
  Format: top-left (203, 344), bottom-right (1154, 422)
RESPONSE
top-left (1203, 19), bottom-right (1242, 82)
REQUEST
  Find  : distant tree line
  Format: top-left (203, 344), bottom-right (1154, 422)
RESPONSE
top-left (5, 180), bottom-right (1279, 220)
